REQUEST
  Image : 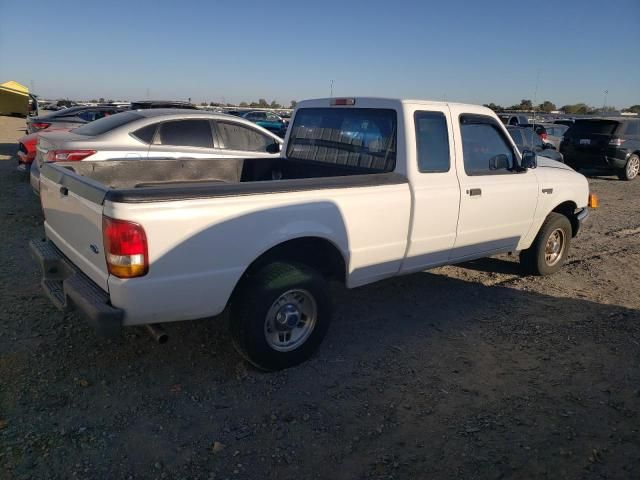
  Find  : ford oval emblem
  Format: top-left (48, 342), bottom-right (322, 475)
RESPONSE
top-left (89, 244), bottom-right (99, 254)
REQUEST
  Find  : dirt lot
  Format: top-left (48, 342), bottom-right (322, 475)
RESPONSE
top-left (0, 114), bottom-right (638, 480)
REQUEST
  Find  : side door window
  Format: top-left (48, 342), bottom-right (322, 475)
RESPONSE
top-left (460, 116), bottom-right (516, 175)
top-left (414, 111), bottom-right (450, 172)
top-left (216, 121), bottom-right (273, 152)
top-left (158, 120), bottom-right (214, 148)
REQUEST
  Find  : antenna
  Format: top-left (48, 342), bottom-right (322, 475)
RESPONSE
top-left (532, 69), bottom-right (540, 126)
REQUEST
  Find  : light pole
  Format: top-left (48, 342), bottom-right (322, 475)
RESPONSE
top-left (330, 80), bottom-right (334, 97)
top-left (603, 90), bottom-right (609, 112)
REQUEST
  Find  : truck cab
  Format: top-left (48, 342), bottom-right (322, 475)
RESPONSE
top-left (32, 97), bottom-right (592, 370)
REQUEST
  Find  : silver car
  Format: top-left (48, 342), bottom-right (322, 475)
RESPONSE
top-left (31, 109), bottom-right (283, 194)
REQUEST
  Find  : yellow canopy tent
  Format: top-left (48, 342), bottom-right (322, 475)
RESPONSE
top-left (0, 80), bottom-right (31, 117)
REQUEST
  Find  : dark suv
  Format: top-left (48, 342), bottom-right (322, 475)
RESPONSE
top-left (560, 118), bottom-right (640, 180)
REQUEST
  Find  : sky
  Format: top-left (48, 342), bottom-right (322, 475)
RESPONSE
top-left (1, 0), bottom-right (639, 108)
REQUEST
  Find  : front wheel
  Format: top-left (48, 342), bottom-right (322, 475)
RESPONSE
top-left (520, 213), bottom-right (572, 276)
top-left (618, 154), bottom-right (639, 181)
top-left (229, 262), bottom-right (331, 371)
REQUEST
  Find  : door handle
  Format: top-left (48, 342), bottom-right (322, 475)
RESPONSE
top-left (467, 188), bottom-right (482, 197)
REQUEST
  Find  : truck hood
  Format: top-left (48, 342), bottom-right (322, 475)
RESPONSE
top-left (535, 155), bottom-right (573, 172)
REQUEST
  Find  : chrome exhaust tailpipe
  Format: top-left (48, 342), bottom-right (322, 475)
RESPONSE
top-left (145, 324), bottom-right (168, 344)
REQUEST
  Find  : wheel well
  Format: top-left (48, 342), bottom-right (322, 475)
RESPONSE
top-left (552, 201), bottom-right (578, 236)
top-left (229, 237), bottom-right (347, 307)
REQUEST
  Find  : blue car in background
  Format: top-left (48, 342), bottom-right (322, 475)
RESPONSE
top-left (242, 111), bottom-right (288, 137)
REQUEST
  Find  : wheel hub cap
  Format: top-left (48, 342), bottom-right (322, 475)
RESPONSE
top-left (544, 228), bottom-right (565, 266)
top-left (264, 289), bottom-right (318, 352)
top-left (276, 304), bottom-right (300, 330)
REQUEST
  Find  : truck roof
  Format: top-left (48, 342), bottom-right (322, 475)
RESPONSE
top-left (296, 97), bottom-right (493, 113)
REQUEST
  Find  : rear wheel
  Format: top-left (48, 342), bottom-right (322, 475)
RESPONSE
top-left (229, 262), bottom-right (331, 371)
top-left (520, 213), bottom-right (572, 276)
top-left (618, 154), bottom-right (639, 181)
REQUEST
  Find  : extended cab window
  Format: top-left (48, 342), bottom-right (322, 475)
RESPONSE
top-left (287, 108), bottom-right (397, 171)
top-left (414, 111), bottom-right (450, 172)
top-left (158, 120), bottom-right (213, 148)
top-left (460, 115), bottom-right (515, 175)
top-left (216, 122), bottom-right (273, 151)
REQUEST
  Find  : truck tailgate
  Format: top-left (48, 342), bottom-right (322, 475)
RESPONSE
top-left (39, 172), bottom-right (109, 291)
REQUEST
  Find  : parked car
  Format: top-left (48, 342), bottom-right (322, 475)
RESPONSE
top-left (16, 128), bottom-right (70, 171)
top-left (130, 100), bottom-right (197, 110)
top-left (534, 123), bottom-right (569, 149)
top-left (26, 106), bottom-right (125, 134)
top-left (506, 126), bottom-right (564, 162)
top-left (498, 113), bottom-right (530, 126)
top-left (30, 109), bottom-right (284, 193)
top-left (560, 118), bottom-right (640, 180)
top-left (241, 110), bottom-right (288, 137)
top-left (31, 97), bottom-right (593, 370)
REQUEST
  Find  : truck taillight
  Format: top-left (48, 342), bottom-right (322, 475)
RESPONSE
top-left (540, 132), bottom-right (548, 141)
top-left (32, 122), bottom-right (51, 130)
top-left (45, 149), bottom-right (96, 162)
top-left (103, 216), bottom-right (148, 278)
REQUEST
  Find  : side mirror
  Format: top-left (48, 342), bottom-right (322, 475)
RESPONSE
top-left (521, 150), bottom-right (537, 169)
top-left (489, 154), bottom-right (509, 170)
top-left (266, 142), bottom-right (281, 154)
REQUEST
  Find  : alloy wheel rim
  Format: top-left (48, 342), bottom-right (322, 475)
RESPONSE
top-left (627, 156), bottom-right (639, 179)
top-left (264, 289), bottom-right (317, 352)
top-left (544, 228), bottom-right (565, 266)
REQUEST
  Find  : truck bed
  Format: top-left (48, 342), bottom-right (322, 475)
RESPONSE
top-left (42, 157), bottom-right (406, 204)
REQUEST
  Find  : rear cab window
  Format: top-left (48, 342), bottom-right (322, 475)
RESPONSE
top-left (414, 111), bottom-right (450, 172)
top-left (72, 111), bottom-right (143, 136)
top-left (287, 108), bottom-right (397, 171)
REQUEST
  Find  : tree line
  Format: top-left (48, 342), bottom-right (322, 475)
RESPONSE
top-left (201, 99), bottom-right (298, 109)
top-left (483, 99), bottom-right (639, 115)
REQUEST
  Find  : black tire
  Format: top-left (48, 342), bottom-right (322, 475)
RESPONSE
top-left (229, 262), bottom-right (331, 371)
top-left (617, 154), bottom-right (639, 181)
top-left (520, 213), bottom-right (572, 276)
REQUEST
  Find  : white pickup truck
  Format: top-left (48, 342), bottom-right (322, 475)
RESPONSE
top-left (31, 97), bottom-right (593, 370)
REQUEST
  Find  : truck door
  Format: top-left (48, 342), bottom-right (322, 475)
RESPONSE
top-left (451, 112), bottom-right (538, 260)
top-left (401, 107), bottom-right (461, 271)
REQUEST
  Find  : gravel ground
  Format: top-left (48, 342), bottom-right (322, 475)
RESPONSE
top-left (0, 115), bottom-right (638, 479)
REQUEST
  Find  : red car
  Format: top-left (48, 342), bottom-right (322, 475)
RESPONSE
top-left (16, 128), bottom-right (69, 171)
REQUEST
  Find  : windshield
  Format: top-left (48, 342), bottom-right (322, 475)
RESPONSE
top-left (567, 120), bottom-right (620, 136)
top-left (287, 108), bottom-right (397, 171)
top-left (72, 111), bottom-right (143, 136)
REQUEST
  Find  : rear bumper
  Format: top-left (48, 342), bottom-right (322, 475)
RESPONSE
top-left (30, 239), bottom-right (123, 336)
top-left (562, 146), bottom-right (628, 169)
